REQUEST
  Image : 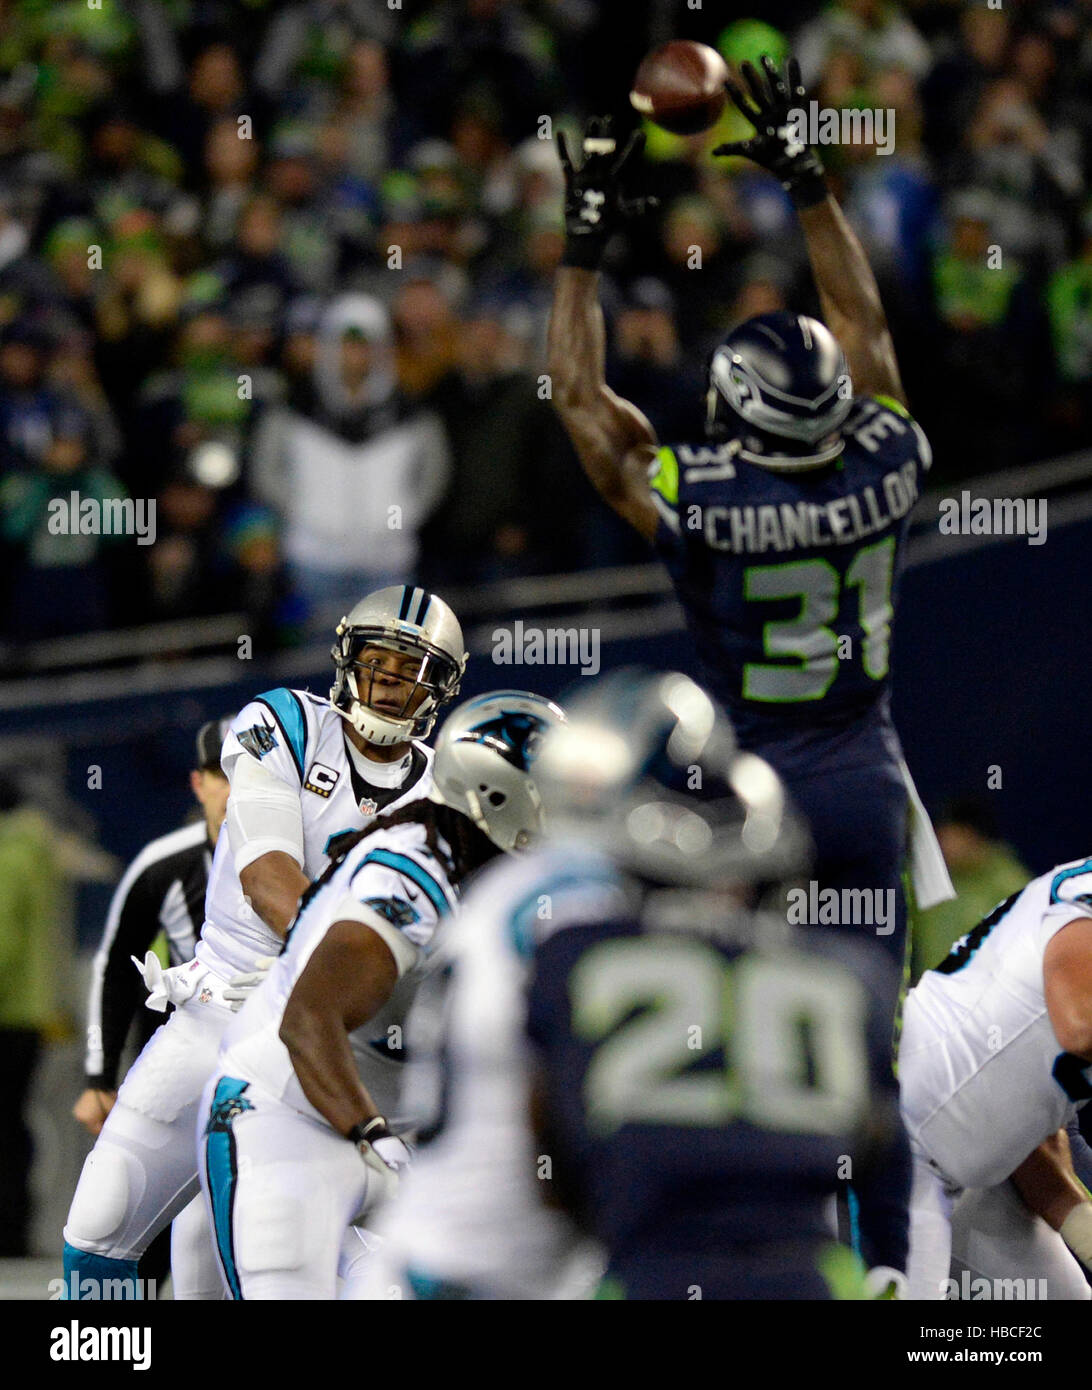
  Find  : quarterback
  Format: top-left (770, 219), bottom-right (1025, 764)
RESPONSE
top-left (62, 585), bottom-right (465, 1298)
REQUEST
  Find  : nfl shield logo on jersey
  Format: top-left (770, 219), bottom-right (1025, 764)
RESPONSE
top-left (359, 797), bottom-right (378, 817)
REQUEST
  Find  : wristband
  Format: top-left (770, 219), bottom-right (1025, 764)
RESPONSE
top-left (1060, 1202), bottom-right (1092, 1267)
top-left (785, 170), bottom-right (828, 210)
top-left (346, 1116), bottom-right (391, 1146)
top-left (561, 237), bottom-right (607, 271)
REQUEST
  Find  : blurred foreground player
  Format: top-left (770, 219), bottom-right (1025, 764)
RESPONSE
top-left (370, 672), bottom-right (906, 1299)
top-left (900, 856), bottom-right (1092, 1299)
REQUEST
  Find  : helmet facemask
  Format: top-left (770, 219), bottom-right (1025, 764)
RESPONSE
top-left (331, 631), bottom-right (462, 748)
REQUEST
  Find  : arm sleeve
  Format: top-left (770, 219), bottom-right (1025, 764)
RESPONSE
top-left (225, 751), bottom-right (305, 874)
top-left (222, 694), bottom-right (308, 874)
top-left (85, 856), bottom-right (163, 1088)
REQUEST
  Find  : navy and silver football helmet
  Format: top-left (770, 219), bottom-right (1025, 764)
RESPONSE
top-left (430, 691), bottom-right (566, 852)
top-left (330, 585), bottom-right (466, 747)
top-left (533, 669), bottom-right (810, 886)
top-left (705, 311), bottom-right (851, 471)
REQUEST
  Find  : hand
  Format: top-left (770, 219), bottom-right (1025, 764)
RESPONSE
top-left (351, 1133), bottom-right (413, 1224)
top-left (73, 1087), bottom-right (116, 1136)
top-left (223, 955), bottom-right (276, 1012)
top-left (713, 54), bottom-right (827, 208)
top-left (556, 116), bottom-right (655, 270)
top-left (130, 951), bottom-right (199, 1012)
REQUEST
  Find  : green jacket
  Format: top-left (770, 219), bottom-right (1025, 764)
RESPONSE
top-left (0, 808), bottom-right (62, 1030)
top-left (910, 844), bottom-right (1029, 982)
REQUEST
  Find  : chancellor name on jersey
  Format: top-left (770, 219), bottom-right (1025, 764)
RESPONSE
top-left (198, 686), bottom-right (433, 981)
top-left (649, 394), bottom-right (930, 735)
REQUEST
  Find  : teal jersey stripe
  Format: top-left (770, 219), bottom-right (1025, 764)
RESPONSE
top-left (1051, 858), bottom-right (1092, 903)
top-left (256, 688), bottom-right (306, 781)
top-left (352, 848), bottom-right (452, 919)
top-left (846, 1186), bottom-right (862, 1258)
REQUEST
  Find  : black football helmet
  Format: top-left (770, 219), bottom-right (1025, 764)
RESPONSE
top-left (705, 311), bottom-right (851, 471)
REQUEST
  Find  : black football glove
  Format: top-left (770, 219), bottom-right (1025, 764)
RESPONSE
top-left (713, 54), bottom-right (827, 209)
top-left (557, 117), bottom-right (655, 270)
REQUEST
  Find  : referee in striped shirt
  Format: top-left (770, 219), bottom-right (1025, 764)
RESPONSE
top-left (74, 718), bottom-right (232, 1137)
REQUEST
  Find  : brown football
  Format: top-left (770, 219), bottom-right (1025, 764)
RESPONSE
top-left (630, 41), bottom-right (729, 137)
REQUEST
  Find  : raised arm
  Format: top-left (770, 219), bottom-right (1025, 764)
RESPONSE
top-left (797, 196), bottom-right (905, 405)
top-left (548, 119), bottom-right (660, 543)
top-left (715, 55), bottom-right (905, 405)
top-left (548, 268), bottom-right (659, 541)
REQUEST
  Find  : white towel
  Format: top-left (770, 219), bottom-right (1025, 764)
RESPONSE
top-left (899, 760), bottom-right (955, 910)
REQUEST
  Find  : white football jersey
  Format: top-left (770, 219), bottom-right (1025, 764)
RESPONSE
top-left (198, 686), bottom-right (434, 979)
top-left (369, 843), bottom-right (623, 1299)
top-left (900, 856), bottom-right (1092, 1190)
top-left (217, 817), bottom-right (459, 1125)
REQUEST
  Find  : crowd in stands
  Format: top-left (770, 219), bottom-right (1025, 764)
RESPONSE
top-left (1, 0), bottom-right (1090, 651)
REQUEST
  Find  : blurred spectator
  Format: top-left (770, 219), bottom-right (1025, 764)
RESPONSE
top-left (0, 320), bottom-right (61, 470)
top-left (0, 770), bottom-right (64, 1255)
top-left (796, 0), bottom-right (932, 85)
top-left (396, 0), bottom-right (560, 144)
top-left (0, 399), bottom-right (133, 640)
top-left (421, 299), bottom-right (580, 584)
top-left (392, 264), bottom-right (464, 401)
top-left (926, 191), bottom-right (1049, 474)
top-left (0, 0), bottom-right (1088, 645)
top-left (1047, 207), bottom-right (1092, 449)
top-left (163, 43), bottom-right (250, 183)
top-left (251, 293), bottom-right (449, 616)
top-left (841, 68), bottom-right (939, 298)
top-left (910, 797), bottom-right (1031, 982)
top-left (607, 278), bottom-right (701, 443)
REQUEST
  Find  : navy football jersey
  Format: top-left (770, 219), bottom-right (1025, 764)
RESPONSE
top-left (525, 868), bottom-right (902, 1293)
top-left (649, 394), bottom-right (931, 755)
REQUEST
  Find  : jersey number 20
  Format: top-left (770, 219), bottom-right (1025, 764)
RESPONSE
top-left (569, 936), bottom-right (870, 1137)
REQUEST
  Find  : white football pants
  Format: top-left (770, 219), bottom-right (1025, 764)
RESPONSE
top-left (908, 1149), bottom-right (1090, 1300)
top-left (64, 982), bottom-right (232, 1298)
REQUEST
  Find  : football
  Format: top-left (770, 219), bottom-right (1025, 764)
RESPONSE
top-left (629, 40), bottom-right (729, 136)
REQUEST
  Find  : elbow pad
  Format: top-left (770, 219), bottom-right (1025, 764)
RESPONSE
top-left (226, 753), bottom-right (305, 875)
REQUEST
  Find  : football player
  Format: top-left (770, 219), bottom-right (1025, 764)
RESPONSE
top-left (62, 585), bottom-right (465, 1299)
top-left (900, 857), bottom-right (1092, 1298)
top-left (549, 54), bottom-right (945, 984)
top-left (369, 671), bottom-right (906, 1299)
top-left (198, 691), bottom-right (564, 1299)
top-left (548, 55), bottom-right (949, 1271)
